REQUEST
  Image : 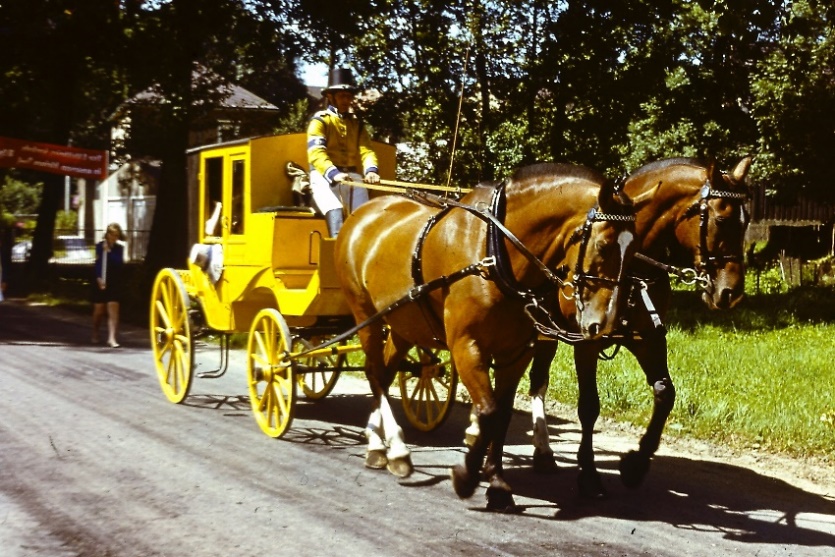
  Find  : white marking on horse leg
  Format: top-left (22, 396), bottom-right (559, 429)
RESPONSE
top-left (464, 404), bottom-right (480, 447)
top-left (531, 386), bottom-right (553, 456)
top-left (380, 396), bottom-right (410, 460)
top-left (365, 407), bottom-right (387, 453)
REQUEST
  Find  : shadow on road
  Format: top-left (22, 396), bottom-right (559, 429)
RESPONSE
top-left (187, 386), bottom-right (835, 552)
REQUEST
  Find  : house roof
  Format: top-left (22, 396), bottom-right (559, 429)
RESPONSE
top-left (128, 80), bottom-right (279, 110)
top-left (109, 67), bottom-right (279, 120)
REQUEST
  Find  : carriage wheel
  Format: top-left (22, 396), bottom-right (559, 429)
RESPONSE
top-left (294, 336), bottom-right (343, 400)
top-left (247, 308), bottom-right (296, 438)
top-left (399, 346), bottom-right (458, 432)
top-left (150, 268), bottom-right (194, 404)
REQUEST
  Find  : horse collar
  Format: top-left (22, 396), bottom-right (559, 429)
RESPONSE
top-left (485, 181), bottom-right (530, 298)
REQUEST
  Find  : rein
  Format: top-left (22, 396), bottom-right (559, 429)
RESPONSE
top-left (409, 187), bottom-right (566, 288)
top-left (632, 252), bottom-right (709, 287)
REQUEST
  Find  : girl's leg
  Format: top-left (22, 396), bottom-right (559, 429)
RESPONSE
top-left (106, 301), bottom-right (120, 346)
top-left (92, 302), bottom-right (106, 343)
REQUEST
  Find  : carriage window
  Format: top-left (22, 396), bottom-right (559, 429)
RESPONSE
top-left (204, 157), bottom-right (223, 236)
top-left (231, 159), bottom-right (245, 235)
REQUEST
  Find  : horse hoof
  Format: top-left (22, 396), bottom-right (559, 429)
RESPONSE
top-left (387, 455), bottom-right (414, 479)
top-left (464, 431), bottom-right (478, 448)
top-left (619, 450), bottom-right (650, 488)
top-left (577, 469), bottom-right (607, 499)
top-left (532, 449), bottom-right (559, 474)
top-left (450, 464), bottom-right (479, 499)
top-left (485, 486), bottom-right (521, 514)
top-left (365, 449), bottom-right (388, 470)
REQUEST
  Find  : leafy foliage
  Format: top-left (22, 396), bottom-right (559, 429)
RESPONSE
top-left (0, 176), bottom-right (41, 220)
top-left (1, 0), bottom-right (834, 288)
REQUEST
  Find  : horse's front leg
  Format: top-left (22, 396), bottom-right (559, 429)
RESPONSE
top-left (450, 347), bottom-right (495, 500)
top-left (529, 338), bottom-right (559, 473)
top-left (574, 341), bottom-right (606, 498)
top-left (479, 352), bottom-right (532, 513)
top-left (619, 332), bottom-right (676, 488)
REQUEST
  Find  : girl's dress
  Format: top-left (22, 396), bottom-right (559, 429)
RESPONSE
top-left (91, 241), bottom-right (124, 304)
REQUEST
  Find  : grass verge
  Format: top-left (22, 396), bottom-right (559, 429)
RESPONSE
top-left (536, 285), bottom-right (835, 461)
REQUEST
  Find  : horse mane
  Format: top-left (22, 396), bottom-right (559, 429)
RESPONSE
top-left (630, 157), bottom-right (706, 178)
top-left (509, 162), bottom-right (607, 185)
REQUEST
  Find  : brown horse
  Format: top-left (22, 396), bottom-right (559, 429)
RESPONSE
top-left (334, 163), bottom-right (637, 511)
top-left (517, 156), bottom-right (753, 497)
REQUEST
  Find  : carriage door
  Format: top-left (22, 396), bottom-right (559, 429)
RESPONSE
top-left (224, 155), bottom-right (247, 262)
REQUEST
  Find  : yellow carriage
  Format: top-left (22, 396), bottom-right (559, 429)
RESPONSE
top-left (149, 133), bottom-right (458, 438)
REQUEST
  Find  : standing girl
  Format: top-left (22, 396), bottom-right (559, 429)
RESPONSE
top-left (92, 222), bottom-right (125, 347)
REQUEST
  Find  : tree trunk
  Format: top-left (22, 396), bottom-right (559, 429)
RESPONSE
top-left (24, 174), bottom-right (63, 291)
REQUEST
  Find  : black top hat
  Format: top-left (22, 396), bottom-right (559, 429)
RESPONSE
top-left (324, 68), bottom-right (358, 93)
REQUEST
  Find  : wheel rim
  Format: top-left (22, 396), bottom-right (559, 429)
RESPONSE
top-left (294, 336), bottom-right (342, 400)
top-left (399, 346), bottom-right (458, 432)
top-left (247, 309), bottom-right (295, 438)
top-left (150, 268), bottom-right (193, 403)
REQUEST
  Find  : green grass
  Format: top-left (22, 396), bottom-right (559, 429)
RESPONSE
top-left (537, 284), bottom-right (835, 461)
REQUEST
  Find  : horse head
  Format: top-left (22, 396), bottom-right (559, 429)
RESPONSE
top-left (679, 156), bottom-right (752, 309)
top-left (560, 179), bottom-right (637, 339)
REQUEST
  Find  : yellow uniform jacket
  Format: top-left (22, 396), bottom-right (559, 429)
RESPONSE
top-left (307, 106), bottom-right (378, 183)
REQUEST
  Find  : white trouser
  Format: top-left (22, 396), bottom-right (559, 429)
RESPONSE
top-left (309, 170), bottom-right (370, 215)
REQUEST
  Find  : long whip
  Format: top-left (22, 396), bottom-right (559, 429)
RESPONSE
top-left (445, 46), bottom-right (470, 191)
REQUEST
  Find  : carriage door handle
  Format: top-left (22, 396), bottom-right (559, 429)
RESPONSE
top-left (309, 231), bottom-right (322, 265)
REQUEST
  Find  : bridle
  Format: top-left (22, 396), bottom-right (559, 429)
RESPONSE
top-left (680, 174), bottom-right (749, 287)
top-left (565, 206), bottom-right (636, 312)
top-left (476, 183), bottom-right (636, 342)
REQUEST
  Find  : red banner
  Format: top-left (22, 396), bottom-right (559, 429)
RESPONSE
top-left (0, 136), bottom-right (108, 180)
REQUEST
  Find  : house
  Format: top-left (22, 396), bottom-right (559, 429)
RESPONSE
top-left (74, 68), bottom-right (282, 258)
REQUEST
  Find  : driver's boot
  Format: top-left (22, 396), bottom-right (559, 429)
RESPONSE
top-left (325, 209), bottom-right (343, 237)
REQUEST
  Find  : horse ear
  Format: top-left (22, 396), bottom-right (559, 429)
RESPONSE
top-left (730, 155), bottom-right (753, 183)
top-left (705, 158), bottom-right (718, 180)
top-left (597, 179), bottom-right (615, 208)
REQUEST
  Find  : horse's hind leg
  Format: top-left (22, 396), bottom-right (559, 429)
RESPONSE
top-left (619, 333), bottom-right (676, 488)
top-left (361, 326), bottom-right (414, 478)
top-left (382, 329), bottom-right (416, 477)
top-left (574, 342), bottom-right (607, 498)
top-left (529, 339), bottom-right (559, 473)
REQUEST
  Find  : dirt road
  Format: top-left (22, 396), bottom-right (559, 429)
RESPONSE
top-left (1, 300), bottom-right (833, 556)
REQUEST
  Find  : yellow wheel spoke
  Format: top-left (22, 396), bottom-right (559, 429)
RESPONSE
top-left (151, 270), bottom-right (193, 404)
top-left (399, 347), bottom-right (457, 432)
top-left (246, 309), bottom-right (295, 438)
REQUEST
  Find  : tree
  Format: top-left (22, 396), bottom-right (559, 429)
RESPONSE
top-left (750, 0), bottom-right (835, 201)
top-left (121, 0), bottom-right (308, 289)
top-left (0, 0), bottom-right (126, 288)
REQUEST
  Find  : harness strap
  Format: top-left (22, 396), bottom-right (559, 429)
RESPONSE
top-left (486, 181), bottom-right (536, 299)
top-left (633, 252), bottom-right (707, 286)
top-left (410, 188), bottom-right (564, 287)
top-left (293, 261), bottom-right (491, 358)
top-left (411, 206), bottom-right (455, 343)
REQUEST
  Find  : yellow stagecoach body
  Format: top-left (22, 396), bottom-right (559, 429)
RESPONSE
top-left (182, 132), bottom-right (396, 333)
top-left (152, 132), bottom-right (458, 438)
